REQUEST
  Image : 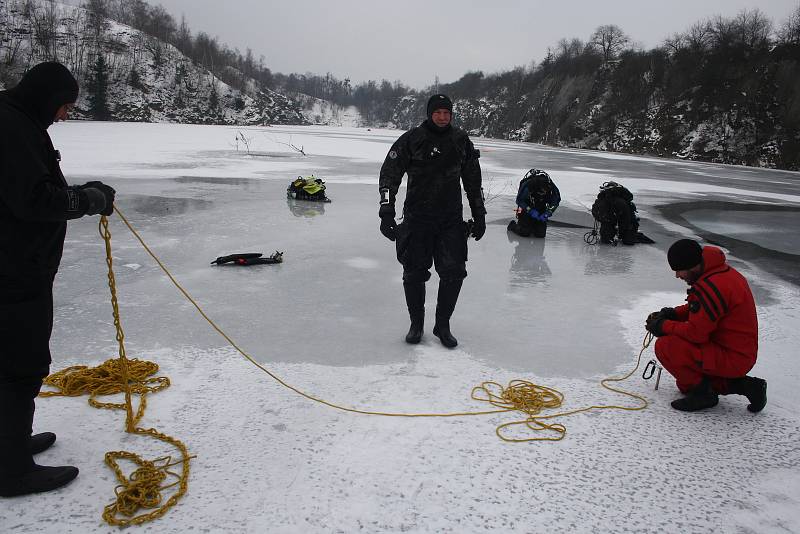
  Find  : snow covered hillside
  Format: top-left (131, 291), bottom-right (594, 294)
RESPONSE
top-left (0, 0), bottom-right (307, 125)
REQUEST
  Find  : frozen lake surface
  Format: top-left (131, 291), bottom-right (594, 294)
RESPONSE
top-left (3, 123), bottom-right (800, 534)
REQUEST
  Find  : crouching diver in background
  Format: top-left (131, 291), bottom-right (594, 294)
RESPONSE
top-left (378, 94), bottom-right (485, 348)
top-left (507, 169), bottom-right (561, 238)
top-left (591, 181), bottom-right (640, 245)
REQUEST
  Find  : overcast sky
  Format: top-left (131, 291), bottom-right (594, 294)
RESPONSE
top-left (145, 0), bottom-right (799, 89)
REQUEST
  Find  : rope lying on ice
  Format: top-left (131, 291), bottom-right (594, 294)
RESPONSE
top-left (42, 206), bottom-right (653, 524)
top-left (41, 215), bottom-right (191, 527)
top-left (111, 206), bottom-right (651, 440)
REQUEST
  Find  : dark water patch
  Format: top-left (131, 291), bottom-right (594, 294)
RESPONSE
top-left (124, 194), bottom-right (213, 216)
top-left (659, 201), bottom-right (800, 288)
top-left (174, 176), bottom-right (257, 186)
top-left (235, 151), bottom-right (296, 158)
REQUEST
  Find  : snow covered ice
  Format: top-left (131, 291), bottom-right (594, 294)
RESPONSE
top-left (2, 122), bottom-right (800, 533)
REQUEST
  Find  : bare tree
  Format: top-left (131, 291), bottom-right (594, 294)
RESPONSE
top-left (555, 38), bottom-right (587, 61)
top-left (731, 9), bottom-right (772, 48)
top-left (83, 0), bottom-right (109, 42)
top-left (686, 20), bottom-right (714, 52)
top-left (30, 0), bottom-right (60, 61)
top-left (777, 4), bottom-right (800, 45)
top-left (710, 9), bottom-right (772, 49)
top-left (590, 24), bottom-right (629, 62)
top-left (1, 1), bottom-right (29, 73)
top-left (60, 7), bottom-right (89, 76)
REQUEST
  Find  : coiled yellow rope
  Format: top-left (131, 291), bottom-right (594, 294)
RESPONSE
top-left (472, 333), bottom-right (652, 442)
top-left (41, 215), bottom-right (191, 527)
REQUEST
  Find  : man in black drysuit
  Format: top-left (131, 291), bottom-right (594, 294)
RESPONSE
top-left (0, 62), bottom-right (115, 497)
top-left (591, 181), bottom-right (639, 245)
top-left (378, 94), bottom-right (485, 348)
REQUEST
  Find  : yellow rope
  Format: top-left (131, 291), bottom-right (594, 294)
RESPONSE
top-left (42, 216), bottom-right (191, 527)
top-left (40, 206), bottom-right (655, 525)
top-left (472, 334), bottom-right (653, 442)
top-left (111, 206), bottom-right (652, 439)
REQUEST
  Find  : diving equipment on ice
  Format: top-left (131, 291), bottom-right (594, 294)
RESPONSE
top-left (287, 175), bottom-right (331, 202)
top-left (211, 251), bottom-right (284, 266)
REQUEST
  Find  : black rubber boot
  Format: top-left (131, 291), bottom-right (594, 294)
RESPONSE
top-left (0, 464), bottom-right (79, 497)
top-left (432, 279), bottom-right (462, 349)
top-left (670, 377), bottom-right (719, 412)
top-left (29, 432), bottom-right (56, 455)
top-left (403, 282), bottom-right (425, 344)
top-left (728, 376), bottom-right (768, 413)
top-left (621, 228), bottom-right (637, 246)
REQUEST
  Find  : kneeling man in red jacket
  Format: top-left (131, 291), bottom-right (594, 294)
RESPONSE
top-left (646, 239), bottom-right (767, 412)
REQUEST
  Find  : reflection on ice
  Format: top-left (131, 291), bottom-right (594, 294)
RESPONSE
top-left (506, 230), bottom-right (551, 286)
top-left (578, 242), bottom-right (634, 276)
top-left (286, 198), bottom-right (327, 217)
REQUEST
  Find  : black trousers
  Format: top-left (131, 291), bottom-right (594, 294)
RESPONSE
top-left (395, 216), bottom-right (468, 284)
top-left (508, 215), bottom-right (547, 238)
top-left (591, 197), bottom-right (638, 240)
top-left (0, 273), bottom-right (54, 477)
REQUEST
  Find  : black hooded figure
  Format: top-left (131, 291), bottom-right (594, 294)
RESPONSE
top-left (590, 181), bottom-right (639, 245)
top-left (0, 62), bottom-right (116, 497)
top-left (378, 94), bottom-right (485, 348)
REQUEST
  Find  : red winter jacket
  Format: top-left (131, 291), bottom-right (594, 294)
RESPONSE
top-left (663, 246), bottom-right (758, 360)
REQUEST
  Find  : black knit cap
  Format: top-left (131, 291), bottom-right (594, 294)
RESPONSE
top-left (426, 94), bottom-right (453, 120)
top-left (6, 61), bottom-right (79, 128)
top-left (667, 239), bottom-right (703, 271)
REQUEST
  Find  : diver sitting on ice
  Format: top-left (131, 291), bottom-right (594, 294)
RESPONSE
top-left (287, 175), bottom-right (331, 202)
top-left (507, 169), bottom-right (561, 238)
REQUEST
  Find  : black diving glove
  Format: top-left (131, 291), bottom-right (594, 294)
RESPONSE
top-left (659, 307), bottom-right (678, 320)
top-left (468, 192), bottom-right (487, 241)
top-left (470, 214), bottom-right (486, 241)
top-left (379, 204), bottom-right (397, 241)
top-left (80, 181), bottom-right (116, 216)
top-left (645, 314), bottom-right (667, 337)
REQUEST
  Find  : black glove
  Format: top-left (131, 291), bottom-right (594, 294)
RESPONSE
top-left (659, 307), bottom-right (678, 320)
top-left (468, 193), bottom-right (487, 241)
top-left (379, 204), bottom-right (397, 241)
top-left (645, 313), bottom-right (667, 337)
top-left (470, 214), bottom-right (486, 241)
top-left (80, 181), bottom-right (115, 216)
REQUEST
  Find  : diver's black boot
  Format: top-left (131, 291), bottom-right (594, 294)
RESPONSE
top-left (670, 377), bottom-right (719, 412)
top-left (0, 464), bottom-right (79, 497)
top-left (432, 279), bottom-right (462, 349)
top-left (29, 432), bottom-right (56, 455)
top-left (728, 376), bottom-right (768, 413)
top-left (621, 228), bottom-right (637, 246)
top-left (403, 282), bottom-right (425, 344)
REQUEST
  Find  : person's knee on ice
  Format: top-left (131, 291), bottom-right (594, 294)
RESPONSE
top-left (532, 220), bottom-right (547, 238)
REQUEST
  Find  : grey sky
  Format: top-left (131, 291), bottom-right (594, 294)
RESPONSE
top-left (146, 0), bottom-right (799, 89)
